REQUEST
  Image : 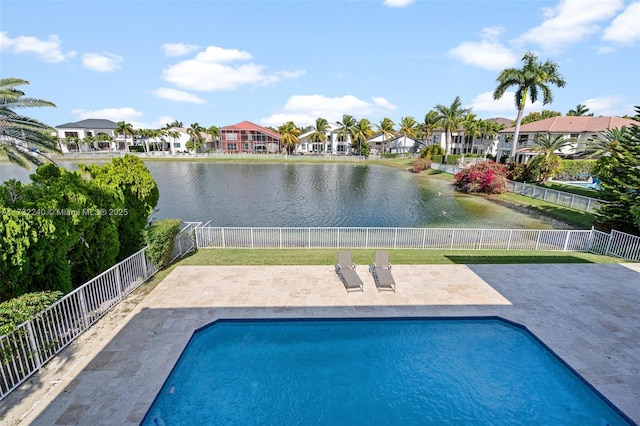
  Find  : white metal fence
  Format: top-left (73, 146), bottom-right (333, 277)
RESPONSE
top-left (0, 248), bottom-right (160, 400)
top-left (430, 162), bottom-right (603, 214)
top-left (195, 227), bottom-right (594, 251)
top-left (589, 229), bottom-right (640, 262)
top-left (168, 221), bottom-right (201, 263)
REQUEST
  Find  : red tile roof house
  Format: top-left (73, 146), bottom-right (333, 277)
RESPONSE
top-left (497, 116), bottom-right (637, 163)
top-left (219, 121), bottom-right (282, 154)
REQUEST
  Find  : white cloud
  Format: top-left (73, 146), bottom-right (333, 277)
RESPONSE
top-left (469, 91), bottom-right (543, 118)
top-left (602, 2), bottom-right (640, 45)
top-left (448, 40), bottom-right (517, 71)
top-left (72, 108), bottom-right (176, 130)
top-left (481, 26), bottom-right (504, 40)
top-left (518, 0), bottom-right (624, 53)
top-left (162, 45), bottom-right (304, 92)
top-left (259, 94), bottom-right (397, 127)
top-left (162, 42), bottom-right (200, 57)
top-left (580, 96), bottom-right (630, 116)
top-left (151, 88), bottom-right (205, 104)
top-left (382, 0), bottom-right (414, 7)
top-left (82, 52), bottom-right (123, 72)
top-left (72, 107), bottom-right (143, 122)
top-left (0, 31), bottom-right (76, 62)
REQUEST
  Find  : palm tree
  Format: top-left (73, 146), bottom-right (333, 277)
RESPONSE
top-left (206, 125), bottom-right (220, 151)
top-left (525, 132), bottom-right (575, 182)
top-left (434, 96), bottom-right (470, 163)
top-left (166, 130), bottom-right (180, 153)
top-left (420, 110), bottom-right (440, 145)
top-left (398, 116), bottom-right (418, 155)
top-left (583, 127), bottom-right (628, 159)
top-left (165, 120), bottom-right (183, 128)
top-left (277, 121), bottom-right (300, 154)
top-left (336, 114), bottom-right (357, 154)
top-left (462, 119), bottom-right (480, 155)
top-left (351, 118), bottom-right (373, 156)
top-left (493, 51), bottom-right (566, 161)
top-left (478, 120), bottom-right (505, 159)
top-left (115, 121), bottom-right (134, 149)
top-left (567, 104), bottom-right (593, 117)
top-left (187, 122), bottom-right (204, 153)
top-left (308, 117), bottom-right (330, 154)
top-left (374, 117), bottom-right (395, 154)
top-left (0, 78), bottom-right (60, 168)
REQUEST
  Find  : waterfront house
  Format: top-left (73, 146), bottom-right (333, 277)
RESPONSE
top-left (55, 119), bottom-right (118, 151)
top-left (497, 116), bottom-right (637, 162)
top-left (220, 121), bottom-right (282, 153)
top-left (296, 123), bottom-right (353, 155)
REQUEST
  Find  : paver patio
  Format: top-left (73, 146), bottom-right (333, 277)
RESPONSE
top-left (1, 262), bottom-right (639, 425)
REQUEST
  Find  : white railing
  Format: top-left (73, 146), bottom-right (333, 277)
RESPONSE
top-left (168, 221), bottom-right (201, 263)
top-left (195, 227), bottom-right (594, 251)
top-left (506, 180), bottom-right (602, 213)
top-left (0, 248), bottom-right (159, 400)
top-left (589, 229), bottom-right (640, 262)
top-left (430, 162), bottom-right (603, 214)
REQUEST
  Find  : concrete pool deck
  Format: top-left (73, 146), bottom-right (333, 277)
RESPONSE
top-left (1, 262), bottom-right (639, 425)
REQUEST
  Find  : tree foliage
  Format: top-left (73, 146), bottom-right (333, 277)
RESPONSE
top-left (145, 218), bottom-right (182, 268)
top-left (454, 162), bottom-right (508, 194)
top-left (593, 108), bottom-right (640, 235)
top-left (521, 110), bottom-right (562, 124)
top-left (1, 155), bottom-right (159, 301)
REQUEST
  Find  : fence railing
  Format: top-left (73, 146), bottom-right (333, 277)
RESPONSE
top-left (430, 162), bottom-right (603, 214)
top-left (0, 248), bottom-right (160, 400)
top-left (195, 227), bottom-right (594, 251)
top-left (589, 229), bottom-right (640, 262)
top-left (168, 221), bottom-right (201, 263)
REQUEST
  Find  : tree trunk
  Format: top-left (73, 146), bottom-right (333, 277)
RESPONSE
top-left (510, 107), bottom-right (525, 162)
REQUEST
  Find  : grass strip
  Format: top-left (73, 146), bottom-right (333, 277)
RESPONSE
top-left (175, 248), bottom-right (623, 266)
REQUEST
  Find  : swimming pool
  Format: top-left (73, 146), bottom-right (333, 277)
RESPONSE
top-left (142, 317), bottom-right (633, 425)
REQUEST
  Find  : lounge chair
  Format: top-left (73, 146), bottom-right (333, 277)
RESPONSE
top-left (335, 251), bottom-right (364, 292)
top-left (370, 251), bottom-right (396, 292)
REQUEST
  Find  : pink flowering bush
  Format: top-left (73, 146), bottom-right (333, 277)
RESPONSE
top-left (454, 161), bottom-right (508, 194)
top-left (411, 158), bottom-right (431, 173)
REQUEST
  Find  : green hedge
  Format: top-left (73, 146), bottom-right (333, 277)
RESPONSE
top-left (0, 291), bottom-right (63, 335)
top-left (145, 219), bottom-right (182, 268)
top-left (431, 154), bottom-right (444, 164)
top-left (556, 160), bottom-right (596, 180)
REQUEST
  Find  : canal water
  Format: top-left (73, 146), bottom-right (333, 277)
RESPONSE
top-left (0, 161), bottom-right (562, 228)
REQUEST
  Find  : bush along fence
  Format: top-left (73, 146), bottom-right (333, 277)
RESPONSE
top-left (429, 162), bottom-right (603, 214)
top-left (0, 222), bottom-right (198, 400)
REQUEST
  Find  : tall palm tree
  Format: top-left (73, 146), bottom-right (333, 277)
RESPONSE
top-left (398, 116), bottom-right (418, 155)
top-left (166, 130), bottom-right (180, 153)
top-left (351, 118), bottom-right (373, 156)
top-left (0, 78), bottom-right (60, 168)
top-left (336, 114), bottom-right (357, 154)
top-left (187, 122), bottom-right (204, 153)
top-left (525, 132), bottom-right (575, 182)
top-left (308, 117), bottom-right (330, 153)
top-left (462, 118), bottom-right (480, 155)
top-left (567, 104), bottom-right (593, 117)
top-left (206, 125), bottom-right (220, 151)
top-left (421, 110), bottom-right (440, 145)
top-left (165, 120), bottom-right (183, 129)
top-left (434, 96), bottom-right (470, 163)
top-left (493, 51), bottom-right (566, 161)
top-left (115, 121), bottom-right (134, 149)
top-left (277, 121), bottom-right (300, 154)
top-left (374, 117), bottom-right (395, 154)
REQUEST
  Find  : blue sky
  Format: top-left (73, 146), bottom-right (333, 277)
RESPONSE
top-left (1, 0), bottom-right (639, 130)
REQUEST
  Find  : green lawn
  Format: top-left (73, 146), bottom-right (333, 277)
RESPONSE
top-left (538, 182), bottom-right (600, 199)
top-left (176, 248), bottom-right (622, 266)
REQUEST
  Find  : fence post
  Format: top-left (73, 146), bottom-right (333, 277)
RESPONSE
top-left (422, 228), bottom-right (427, 250)
top-left (251, 228), bottom-right (254, 248)
top-left (280, 228), bottom-right (283, 249)
top-left (366, 228), bottom-right (369, 249)
top-left (507, 230), bottom-right (513, 250)
top-left (604, 230), bottom-right (614, 256)
top-left (478, 229), bottom-right (484, 249)
top-left (222, 228), bottom-right (226, 249)
top-left (308, 228), bottom-right (311, 249)
top-left (563, 231), bottom-right (571, 251)
top-left (587, 198), bottom-right (593, 213)
top-left (115, 264), bottom-right (124, 301)
top-left (394, 228), bottom-right (398, 249)
top-left (25, 321), bottom-right (42, 370)
top-left (78, 287), bottom-right (90, 329)
top-left (141, 250), bottom-right (149, 280)
top-left (450, 229), bottom-right (455, 250)
top-left (194, 227), bottom-right (200, 249)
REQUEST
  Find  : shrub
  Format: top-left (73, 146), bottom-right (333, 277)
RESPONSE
top-left (454, 161), bottom-right (508, 194)
top-left (446, 154), bottom-right (462, 165)
top-left (0, 291), bottom-right (63, 335)
top-left (556, 159), bottom-right (597, 180)
top-left (431, 154), bottom-right (444, 164)
top-left (506, 161), bottom-right (536, 182)
top-left (411, 158), bottom-right (431, 173)
top-left (420, 145), bottom-right (444, 158)
top-left (145, 219), bottom-right (182, 268)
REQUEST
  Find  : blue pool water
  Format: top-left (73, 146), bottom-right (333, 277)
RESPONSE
top-left (142, 318), bottom-right (632, 425)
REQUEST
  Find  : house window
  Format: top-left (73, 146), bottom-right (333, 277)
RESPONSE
top-left (242, 143), bottom-right (250, 151)
top-left (64, 132), bottom-right (79, 138)
top-left (227, 143), bottom-right (237, 151)
top-left (227, 133), bottom-right (238, 141)
top-left (173, 142), bottom-right (181, 148)
top-left (86, 131), bottom-right (93, 137)
top-left (336, 144), bottom-right (346, 153)
top-left (570, 133), bottom-right (579, 139)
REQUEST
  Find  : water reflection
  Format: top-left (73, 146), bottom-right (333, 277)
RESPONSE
top-left (0, 161), bottom-right (560, 229)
